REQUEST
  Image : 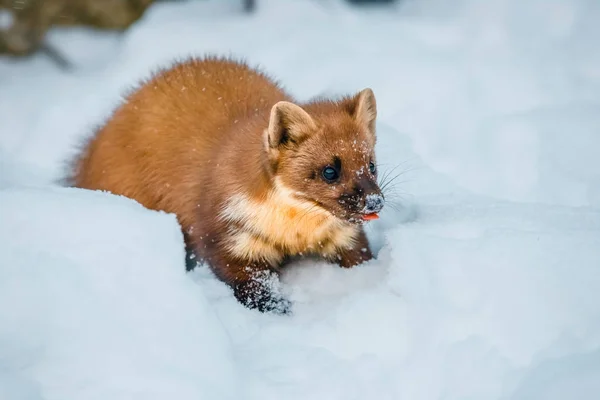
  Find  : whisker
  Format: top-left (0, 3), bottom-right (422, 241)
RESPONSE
top-left (381, 172), bottom-right (415, 191)
top-left (382, 180), bottom-right (412, 194)
top-left (375, 156), bottom-right (419, 170)
top-left (378, 164), bottom-right (403, 189)
top-left (378, 164), bottom-right (400, 186)
top-left (383, 189), bottom-right (412, 199)
top-left (377, 161), bottom-right (423, 193)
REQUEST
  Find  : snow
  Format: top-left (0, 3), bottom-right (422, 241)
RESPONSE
top-left (0, 187), bottom-right (237, 400)
top-left (0, 9), bottom-right (13, 30)
top-left (1, 0), bottom-right (600, 399)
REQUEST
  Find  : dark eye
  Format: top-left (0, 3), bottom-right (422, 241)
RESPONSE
top-left (369, 161), bottom-right (376, 174)
top-left (322, 166), bottom-right (339, 182)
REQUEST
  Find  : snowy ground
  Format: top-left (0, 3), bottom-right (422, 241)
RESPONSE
top-left (1, 0), bottom-right (600, 399)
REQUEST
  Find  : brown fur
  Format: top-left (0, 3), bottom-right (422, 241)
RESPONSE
top-left (67, 56), bottom-right (384, 314)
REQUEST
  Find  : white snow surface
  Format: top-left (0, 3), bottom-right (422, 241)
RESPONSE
top-left (1, 0), bottom-right (600, 399)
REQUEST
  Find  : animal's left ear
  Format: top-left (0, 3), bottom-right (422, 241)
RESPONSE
top-left (348, 88), bottom-right (377, 134)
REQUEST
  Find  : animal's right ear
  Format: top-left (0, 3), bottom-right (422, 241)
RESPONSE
top-left (266, 101), bottom-right (316, 151)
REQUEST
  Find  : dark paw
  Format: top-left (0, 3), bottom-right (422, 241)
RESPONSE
top-left (234, 279), bottom-right (292, 315)
top-left (185, 249), bottom-right (200, 271)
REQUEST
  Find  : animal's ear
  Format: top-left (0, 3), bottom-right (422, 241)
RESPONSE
top-left (347, 88), bottom-right (377, 133)
top-left (266, 101), bottom-right (317, 150)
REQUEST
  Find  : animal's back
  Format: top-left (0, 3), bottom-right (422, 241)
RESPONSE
top-left (70, 57), bottom-right (289, 230)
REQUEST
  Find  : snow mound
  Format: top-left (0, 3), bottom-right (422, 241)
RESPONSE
top-left (0, 187), bottom-right (237, 400)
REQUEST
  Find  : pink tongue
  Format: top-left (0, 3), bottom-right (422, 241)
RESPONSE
top-left (362, 213), bottom-right (379, 221)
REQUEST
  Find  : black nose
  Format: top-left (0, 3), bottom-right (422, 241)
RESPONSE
top-left (364, 194), bottom-right (384, 213)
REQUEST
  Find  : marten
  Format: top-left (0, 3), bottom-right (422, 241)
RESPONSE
top-left (66, 56), bottom-right (385, 314)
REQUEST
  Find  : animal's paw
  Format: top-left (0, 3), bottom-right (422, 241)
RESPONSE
top-left (234, 275), bottom-right (292, 315)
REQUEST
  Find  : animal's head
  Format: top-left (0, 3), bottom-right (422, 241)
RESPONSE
top-left (265, 88), bottom-right (384, 224)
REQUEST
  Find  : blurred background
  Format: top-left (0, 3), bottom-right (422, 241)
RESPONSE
top-left (0, 0), bottom-right (398, 66)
